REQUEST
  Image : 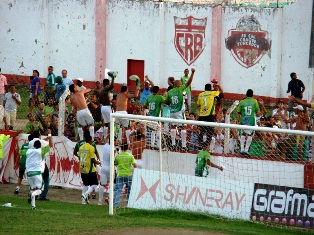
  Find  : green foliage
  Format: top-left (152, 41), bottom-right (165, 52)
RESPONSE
top-left (0, 194), bottom-right (312, 235)
top-left (16, 87), bottom-right (31, 119)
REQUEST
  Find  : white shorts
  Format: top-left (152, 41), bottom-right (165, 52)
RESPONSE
top-left (27, 174), bottom-right (43, 190)
top-left (101, 105), bottom-right (112, 124)
top-left (77, 108), bottom-right (94, 127)
top-left (170, 111), bottom-right (185, 120)
top-left (115, 111), bottom-right (129, 127)
top-left (100, 166), bottom-right (110, 184)
top-left (240, 129), bottom-right (255, 136)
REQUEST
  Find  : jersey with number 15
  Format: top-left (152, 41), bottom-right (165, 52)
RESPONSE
top-left (237, 97), bottom-right (259, 126)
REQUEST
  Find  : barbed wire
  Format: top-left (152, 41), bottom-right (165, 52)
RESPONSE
top-left (152, 0), bottom-right (297, 7)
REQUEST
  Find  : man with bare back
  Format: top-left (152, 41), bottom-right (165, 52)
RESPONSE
top-left (69, 84), bottom-right (94, 140)
top-left (116, 85), bottom-right (140, 127)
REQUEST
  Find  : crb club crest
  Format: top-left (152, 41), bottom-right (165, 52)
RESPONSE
top-left (225, 15), bottom-right (271, 68)
top-left (174, 16), bottom-right (207, 65)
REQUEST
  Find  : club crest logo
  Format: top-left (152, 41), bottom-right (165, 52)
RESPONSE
top-left (174, 16), bottom-right (207, 65)
top-left (225, 15), bottom-right (271, 68)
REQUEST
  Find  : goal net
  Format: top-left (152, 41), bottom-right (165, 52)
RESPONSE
top-left (108, 109), bottom-right (314, 229)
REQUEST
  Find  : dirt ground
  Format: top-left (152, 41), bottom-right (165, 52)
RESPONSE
top-left (0, 183), bottom-right (99, 205)
top-left (0, 183), bottom-right (226, 235)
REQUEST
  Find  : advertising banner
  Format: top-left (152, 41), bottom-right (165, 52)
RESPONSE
top-left (251, 183), bottom-right (314, 227)
top-left (129, 169), bottom-right (254, 220)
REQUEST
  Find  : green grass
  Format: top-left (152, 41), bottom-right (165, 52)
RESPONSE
top-left (17, 87), bottom-right (31, 119)
top-left (0, 194), bottom-right (312, 235)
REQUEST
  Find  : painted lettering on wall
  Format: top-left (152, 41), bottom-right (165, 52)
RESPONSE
top-left (174, 16), bottom-right (207, 66)
top-left (225, 15), bottom-right (271, 68)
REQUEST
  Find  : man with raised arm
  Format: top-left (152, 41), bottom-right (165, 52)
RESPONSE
top-left (99, 71), bottom-right (116, 135)
top-left (69, 84), bottom-right (94, 140)
top-left (116, 84), bottom-right (140, 128)
top-left (164, 68), bottom-right (195, 148)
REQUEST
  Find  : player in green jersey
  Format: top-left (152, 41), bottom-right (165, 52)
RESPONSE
top-left (195, 144), bottom-right (223, 177)
top-left (237, 89), bottom-right (259, 155)
top-left (144, 86), bottom-right (164, 117)
top-left (181, 68), bottom-right (192, 112)
top-left (165, 68), bottom-right (195, 148)
top-left (144, 86), bottom-right (165, 147)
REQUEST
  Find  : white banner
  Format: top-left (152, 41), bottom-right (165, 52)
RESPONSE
top-left (0, 138), bottom-right (14, 183)
top-left (128, 169), bottom-right (254, 220)
top-left (15, 134), bottom-right (82, 189)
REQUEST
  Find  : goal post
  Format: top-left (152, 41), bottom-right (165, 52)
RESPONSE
top-left (109, 112), bottom-right (314, 229)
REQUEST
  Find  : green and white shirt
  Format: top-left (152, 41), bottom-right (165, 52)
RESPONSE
top-left (144, 94), bottom-right (165, 117)
top-left (165, 86), bottom-right (186, 113)
top-left (237, 97), bottom-right (259, 126)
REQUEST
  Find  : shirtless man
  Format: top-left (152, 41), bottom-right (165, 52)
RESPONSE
top-left (69, 84), bottom-right (94, 140)
top-left (116, 85), bottom-right (140, 127)
top-left (282, 103), bottom-right (310, 160)
top-left (293, 105), bottom-right (310, 160)
top-left (99, 72), bottom-right (115, 135)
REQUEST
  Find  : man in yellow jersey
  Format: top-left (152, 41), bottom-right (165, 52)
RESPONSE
top-left (197, 83), bottom-right (223, 146)
top-left (80, 135), bottom-right (101, 204)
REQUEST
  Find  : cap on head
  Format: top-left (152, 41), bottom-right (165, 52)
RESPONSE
top-left (76, 77), bottom-right (83, 82)
top-left (211, 78), bottom-right (218, 83)
top-left (293, 105), bottom-right (304, 111)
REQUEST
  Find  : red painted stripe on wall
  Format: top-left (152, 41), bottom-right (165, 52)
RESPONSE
top-left (95, 0), bottom-right (107, 82)
top-left (210, 6), bottom-right (222, 82)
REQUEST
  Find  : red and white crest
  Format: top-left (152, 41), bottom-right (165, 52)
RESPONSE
top-left (174, 16), bottom-right (207, 65)
top-left (225, 15), bottom-right (271, 68)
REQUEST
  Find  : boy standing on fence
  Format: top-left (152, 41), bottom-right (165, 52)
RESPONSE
top-left (237, 89), bottom-right (259, 156)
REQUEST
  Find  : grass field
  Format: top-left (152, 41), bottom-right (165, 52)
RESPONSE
top-left (0, 193), bottom-right (312, 235)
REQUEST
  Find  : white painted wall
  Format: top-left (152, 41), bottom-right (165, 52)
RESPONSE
top-left (0, 0), bottom-right (313, 99)
top-left (106, 1), bottom-right (213, 89)
top-left (142, 149), bottom-right (305, 188)
top-left (281, 0), bottom-right (314, 101)
top-left (221, 7), bottom-right (278, 96)
top-left (0, 0), bottom-right (95, 80)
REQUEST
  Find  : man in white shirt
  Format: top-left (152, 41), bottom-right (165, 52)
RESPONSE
top-left (272, 100), bottom-right (289, 129)
top-left (0, 68), bottom-right (8, 106)
top-left (4, 84), bottom-right (21, 130)
top-left (28, 130), bottom-right (53, 201)
top-left (26, 140), bottom-right (43, 209)
top-left (61, 69), bottom-right (73, 90)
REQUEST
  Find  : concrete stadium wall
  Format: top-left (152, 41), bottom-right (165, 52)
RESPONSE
top-left (142, 149), bottom-right (305, 188)
top-left (0, 0), bottom-right (313, 100)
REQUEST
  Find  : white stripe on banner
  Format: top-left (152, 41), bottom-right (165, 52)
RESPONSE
top-left (128, 169), bottom-right (254, 220)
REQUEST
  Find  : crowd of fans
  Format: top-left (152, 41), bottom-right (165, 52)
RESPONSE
top-left (2, 66), bottom-right (312, 207)
top-left (0, 67), bottom-right (312, 161)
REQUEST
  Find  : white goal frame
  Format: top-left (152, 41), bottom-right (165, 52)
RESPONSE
top-left (108, 112), bottom-right (314, 215)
